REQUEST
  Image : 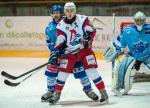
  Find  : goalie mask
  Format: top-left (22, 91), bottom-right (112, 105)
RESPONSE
top-left (134, 11), bottom-right (146, 31)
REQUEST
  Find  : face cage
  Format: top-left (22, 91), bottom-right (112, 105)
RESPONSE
top-left (134, 19), bottom-right (145, 26)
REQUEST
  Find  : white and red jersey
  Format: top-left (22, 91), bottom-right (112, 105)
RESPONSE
top-left (55, 14), bottom-right (96, 53)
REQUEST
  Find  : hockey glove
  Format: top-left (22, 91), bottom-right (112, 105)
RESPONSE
top-left (133, 60), bottom-right (143, 71)
top-left (49, 51), bottom-right (59, 65)
top-left (83, 36), bottom-right (92, 49)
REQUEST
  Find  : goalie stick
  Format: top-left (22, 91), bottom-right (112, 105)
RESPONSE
top-left (2, 47), bottom-right (81, 87)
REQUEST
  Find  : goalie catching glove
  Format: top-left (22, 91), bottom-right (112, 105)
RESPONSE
top-left (103, 43), bottom-right (119, 62)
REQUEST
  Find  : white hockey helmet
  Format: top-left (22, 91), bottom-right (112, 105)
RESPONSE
top-left (64, 2), bottom-right (76, 19)
top-left (134, 11), bottom-right (146, 20)
top-left (134, 11), bottom-right (146, 31)
top-left (64, 2), bottom-right (76, 12)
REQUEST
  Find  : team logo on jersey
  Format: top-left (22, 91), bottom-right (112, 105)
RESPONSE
top-left (70, 34), bottom-right (81, 46)
top-left (132, 40), bottom-right (150, 53)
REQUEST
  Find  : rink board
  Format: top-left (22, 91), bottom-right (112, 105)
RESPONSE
top-left (0, 50), bottom-right (104, 59)
top-left (0, 16), bottom-right (149, 58)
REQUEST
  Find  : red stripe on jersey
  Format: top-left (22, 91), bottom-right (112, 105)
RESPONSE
top-left (83, 18), bottom-right (96, 40)
top-left (56, 29), bottom-right (67, 39)
top-left (57, 29), bottom-right (64, 37)
top-left (55, 29), bottom-right (66, 49)
top-left (47, 64), bottom-right (58, 72)
top-left (54, 43), bottom-right (64, 49)
top-left (83, 18), bottom-right (91, 28)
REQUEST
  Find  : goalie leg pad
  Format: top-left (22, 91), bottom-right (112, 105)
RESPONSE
top-left (123, 56), bottom-right (136, 94)
top-left (112, 55), bottom-right (136, 95)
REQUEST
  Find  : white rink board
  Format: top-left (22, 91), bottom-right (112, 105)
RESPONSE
top-left (0, 16), bottom-right (150, 52)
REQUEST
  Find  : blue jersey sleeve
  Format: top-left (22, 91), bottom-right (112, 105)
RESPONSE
top-left (45, 21), bottom-right (57, 52)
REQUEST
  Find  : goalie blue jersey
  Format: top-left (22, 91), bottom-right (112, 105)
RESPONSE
top-left (120, 24), bottom-right (150, 61)
top-left (45, 20), bottom-right (57, 52)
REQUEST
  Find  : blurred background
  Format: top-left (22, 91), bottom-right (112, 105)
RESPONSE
top-left (0, 0), bottom-right (150, 16)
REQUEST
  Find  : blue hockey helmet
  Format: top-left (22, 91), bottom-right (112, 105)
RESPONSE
top-left (51, 5), bottom-right (63, 13)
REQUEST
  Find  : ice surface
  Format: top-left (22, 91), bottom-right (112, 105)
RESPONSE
top-left (0, 57), bottom-right (150, 108)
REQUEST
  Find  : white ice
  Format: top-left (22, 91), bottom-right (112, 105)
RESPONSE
top-left (0, 57), bottom-right (150, 108)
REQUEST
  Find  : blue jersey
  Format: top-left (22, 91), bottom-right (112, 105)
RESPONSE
top-left (45, 20), bottom-right (57, 52)
top-left (120, 24), bottom-right (150, 61)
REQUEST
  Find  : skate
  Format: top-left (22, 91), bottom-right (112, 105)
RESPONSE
top-left (84, 90), bottom-right (99, 101)
top-left (49, 91), bottom-right (61, 104)
top-left (100, 90), bottom-right (109, 103)
top-left (41, 90), bottom-right (54, 102)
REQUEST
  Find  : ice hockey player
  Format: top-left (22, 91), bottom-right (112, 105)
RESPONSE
top-left (41, 5), bottom-right (99, 102)
top-left (48, 2), bottom-right (108, 104)
top-left (104, 11), bottom-right (150, 96)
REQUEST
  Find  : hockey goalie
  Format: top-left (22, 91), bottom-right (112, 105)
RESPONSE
top-left (103, 11), bottom-right (150, 96)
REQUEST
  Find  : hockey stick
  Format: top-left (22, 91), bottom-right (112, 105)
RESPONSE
top-left (1, 62), bottom-right (48, 80)
top-left (1, 47), bottom-right (80, 81)
top-left (103, 13), bottom-right (117, 61)
top-left (4, 73), bottom-right (34, 87)
top-left (3, 47), bottom-right (81, 87)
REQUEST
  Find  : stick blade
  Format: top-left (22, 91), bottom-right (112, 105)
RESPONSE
top-left (1, 71), bottom-right (17, 80)
top-left (4, 79), bottom-right (20, 87)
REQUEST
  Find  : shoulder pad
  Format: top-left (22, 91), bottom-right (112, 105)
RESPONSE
top-left (122, 25), bottom-right (136, 35)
